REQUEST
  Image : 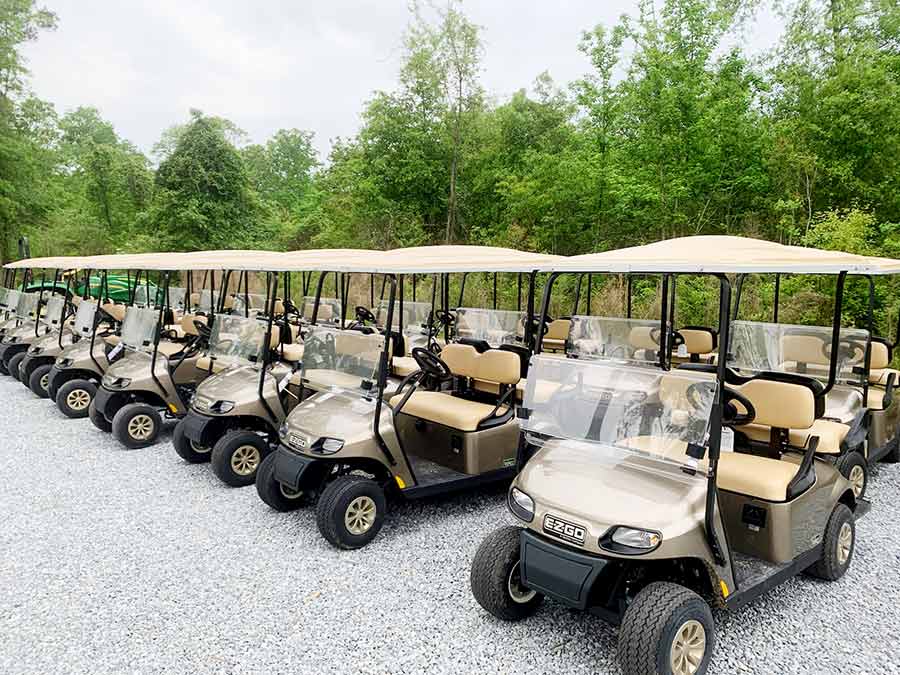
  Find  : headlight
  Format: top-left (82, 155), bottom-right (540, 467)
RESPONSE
top-left (29, 346), bottom-right (43, 355)
top-left (508, 487), bottom-right (535, 522)
top-left (278, 422), bottom-right (289, 438)
top-left (103, 375), bottom-right (131, 389)
top-left (312, 437), bottom-right (344, 454)
top-left (6, 336), bottom-right (17, 343)
top-left (601, 526), bottom-right (662, 554)
top-left (56, 357), bottom-right (73, 368)
top-left (210, 400), bottom-right (235, 414)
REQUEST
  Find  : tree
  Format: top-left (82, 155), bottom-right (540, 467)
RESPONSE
top-left (243, 128), bottom-right (318, 214)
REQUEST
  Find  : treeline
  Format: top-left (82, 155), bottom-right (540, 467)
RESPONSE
top-left (1, 0), bottom-right (900, 326)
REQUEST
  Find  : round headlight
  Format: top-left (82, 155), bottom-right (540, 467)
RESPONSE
top-left (211, 400), bottom-right (235, 414)
top-left (508, 487), bottom-right (535, 522)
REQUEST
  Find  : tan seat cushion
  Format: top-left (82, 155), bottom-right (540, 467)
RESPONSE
top-left (392, 355), bottom-right (419, 377)
top-left (717, 452), bottom-right (800, 502)
top-left (737, 419), bottom-right (848, 454)
top-left (156, 341), bottom-right (186, 357)
top-left (102, 303), bottom-right (126, 322)
top-left (196, 355), bottom-right (228, 374)
top-left (389, 391), bottom-right (500, 432)
top-left (280, 343), bottom-right (304, 363)
top-left (871, 367), bottom-right (900, 387)
top-left (679, 328), bottom-right (715, 355)
top-left (104, 335), bottom-right (121, 346)
top-left (304, 368), bottom-right (370, 391)
top-left (867, 387), bottom-right (886, 409)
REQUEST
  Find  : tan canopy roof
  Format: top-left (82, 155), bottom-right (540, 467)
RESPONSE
top-left (552, 236), bottom-right (880, 275)
top-left (353, 245), bottom-right (561, 273)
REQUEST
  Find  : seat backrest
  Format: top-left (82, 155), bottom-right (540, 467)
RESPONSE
top-left (781, 334), bottom-right (829, 367)
top-left (102, 302), bottom-right (126, 322)
top-left (734, 376), bottom-right (817, 431)
top-left (545, 319), bottom-right (570, 341)
top-left (441, 343), bottom-right (479, 377)
top-left (868, 338), bottom-right (892, 382)
top-left (473, 350), bottom-right (521, 389)
top-left (181, 313), bottom-right (205, 336)
top-left (628, 326), bottom-right (659, 351)
top-left (679, 326), bottom-right (717, 355)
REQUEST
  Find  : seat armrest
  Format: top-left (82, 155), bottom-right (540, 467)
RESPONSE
top-left (786, 436), bottom-right (819, 500)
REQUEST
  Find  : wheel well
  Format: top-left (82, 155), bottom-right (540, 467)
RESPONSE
top-left (838, 488), bottom-right (857, 511)
top-left (62, 369), bottom-right (101, 384)
top-left (105, 390), bottom-right (169, 418)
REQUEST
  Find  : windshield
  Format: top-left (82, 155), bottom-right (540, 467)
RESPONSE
top-left (376, 300), bottom-right (432, 330)
top-left (231, 293), bottom-right (267, 316)
top-left (41, 296), bottom-right (66, 328)
top-left (208, 315), bottom-right (268, 366)
top-left (522, 355), bottom-right (716, 474)
top-left (455, 307), bottom-right (525, 347)
top-left (729, 320), bottom-right (868, 386)
top-left (301, 296), bottom-right (342, 324)
top-left (132, 285), bottom-right (155, 307)
top-left (300, 325), bottom-right (385, 393)
top-left (197, 290), bottom-right (220, 313)
top-left (4, 289), bottom-right (21, 314)
top-left (568, 316), bottom-right (667, 365)
top-left (120, 306), bottom-right (159, 350)
top-left (15, 292), bottom-right (40, 321)
top-left (0, 288), bottom-right (7, 309)
top-left (73, 300), bottom-right (98, 336)
top-left (167, 287), bottom-right (187, 310)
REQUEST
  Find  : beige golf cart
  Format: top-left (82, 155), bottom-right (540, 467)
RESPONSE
top-left (470, 236), bottom-right (878, 675)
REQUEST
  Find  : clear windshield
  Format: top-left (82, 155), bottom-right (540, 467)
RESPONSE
top-left (73, 300), bottom-right (98, 336)
top-left (208, 315), bottom-right (268, 366)
top-left (15, 292), bottom-right (39, 321)
top-left (454, 307), bottom-right (525, 347)
top-left (231, 293), bottom-right (267, 316)
top-left (729, 320), bottom-right (868, 386)
top-left (522, 355), bottom-right (716, 473)
top-left (120, 306), bottom-right (159, 350)
top-left (301, 296), bottom-right (342, 325)
top-left (568, 316), bottom-right (668, 365)
top-left (4, 289), bottom-right (21, 314)
top-left (167, 287), bottom-right (187, 310)
top-left (197, 290), bottom-right (220, 313)
top-left (376, 300), bottom-right (432, 330)
top-left (300, 326), bottom-right (385, 393)
top-left (0, 288), bottom-right (7, 309)
top-left (132, 285), bottom-right (153, 307)
top-left (41, 296), bottom-right (66, 328)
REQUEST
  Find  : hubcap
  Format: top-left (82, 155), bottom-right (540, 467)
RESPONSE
top-left (66, 389), bottom-right (91, 411)
top-left (507, 561), bottom-right (537, 604)
top-left (127, 414), bottom-right (154, 441)
top-left (838, 522), bottom-right (853, 565)
top-left (40, 373), bottom-right (49, 390)
top-left (190, 440), bottom-right (210, 454)
top-left (230, 445), bottom-right (261, 476)
top-left (279, 483), bottom-right (304, 500)
top-left (670, 619), bottom-right (706, 675)
top-left (849, 465), bottom-right (865, 498)
top-left (344, 495), bottom-right (376, 535)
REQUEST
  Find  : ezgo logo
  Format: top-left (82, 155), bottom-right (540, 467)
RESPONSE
top-left (543, 514), bottom-right (586, 545)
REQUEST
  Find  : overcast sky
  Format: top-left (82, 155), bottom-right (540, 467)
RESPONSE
top-left (22, 1), bottom-right (783, 159)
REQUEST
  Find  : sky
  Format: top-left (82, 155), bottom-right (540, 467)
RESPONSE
top-left (21, 1), bottom-right (784, 160)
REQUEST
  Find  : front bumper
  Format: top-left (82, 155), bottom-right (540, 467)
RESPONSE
top-left (181, 411), bottom-right (219, 447)
top-left (0, 342), bottom-right (27, 366)
top-left (272, 445), bottom-right (319, 491)
top-left (519, 529), bottom-right (610, 611)
top-left (47, 366), bottom-right (67, 400)
top-left (93, 386), bottom-right (116, 421)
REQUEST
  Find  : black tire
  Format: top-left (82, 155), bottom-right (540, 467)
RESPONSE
top-left (255, 451), bottom-right (310, 511)
top-left (211, 430), bottom-right (270, 487)
top-left (618, 582), bottom-right (714, 675)
top-left (88, 399), bottom-right (112, 432)
top-left (172, 418), bottom-right (212, 463)
top-left (0, 358), bottom-right (7, 375)
top-left (28, 364), bottom-right (53, 398)
top-left (7, 352), bottom-right (25, 382)
top-left (112, 402), bottom-right (162, 449)
top-left (883, 434), bottom-right (900, 464)
top-left (806, 503), bottom-right (855, 581)
top-left (56, 379), bottom-right (96, 419)
top-left (836, 451), bottom-right (867, 500)
top-left (470, 526), bottom-right (543, 621)
top-left (316, 475), bottom-right (386, 550)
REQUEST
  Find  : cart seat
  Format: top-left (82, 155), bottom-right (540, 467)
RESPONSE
top-left (392, 355), bottom-right (419, 377)
top-left (101, 302), bottom-right (126, 322)
top-left (736, 418), bottom-right (849, 455)
top-left (196, 356), bottom-right (229, 374)
top-left (716, 452), bottom-right (802, 502)
top-left (542, 319), bottom-right (571, 352)
top-left (671, 326), bottom-right (718, 364)
top-left (389, 390), bottom-right (501, 432)
top-left (304, 368), bottom-right (373, 391)
top-left (156, 341), bottom-right (187, 358)
top-left (279, 343), bottom-right (304, 362)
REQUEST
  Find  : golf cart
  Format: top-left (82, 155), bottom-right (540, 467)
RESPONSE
top-left (469, 236), bottom-right (873, 675)
top-left (0, 275), bottom-right (59, 379)
top-left (18, 277), bottom-right (77, 397)
top-left (255, 247), bottom-right (558, 549)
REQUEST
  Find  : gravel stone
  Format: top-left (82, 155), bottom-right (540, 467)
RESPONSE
top-left (1, 376), bottom-right (898, 674)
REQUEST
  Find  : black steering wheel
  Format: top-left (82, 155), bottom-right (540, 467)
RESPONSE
top-left (355, 306), bottom-right (376, 324)
top-left (411, 346), bottom-right (452, 380)
top-left (723, 387), bottom-right (755, 426)
top-left (435, 309), bottom-right (456, 327)
top-left (193, 319), bottom-right (211, 340)
top-left (671, 330), bottom-right (686, 348)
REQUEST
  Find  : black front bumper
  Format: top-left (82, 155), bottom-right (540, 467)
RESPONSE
top-left (47, 366), bottom-right (68, 400)
top-left (272, 446), bottom-right (319, 491)
top-left (93, 386), bottom-right (116, 421)
top-left (0, 342), bottom-right (26, 365)
top-left (520, 530), bottom-right (609, 611)
top-left (181, 411), bottom-right (219, 446)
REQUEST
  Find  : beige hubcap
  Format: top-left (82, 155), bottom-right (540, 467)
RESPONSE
top-left (507, 561), bottom-right (537, 604)
top-left (670, 619), bottom-right (706, 675)
top-left (190, 440), bottom-right (211, 454)
top-left (67, 389), bottom-right (91, 411)
top-left (40, 373), bottom-right (49, 390)
top-left (345, 496), bottom-right (376, 535)
top-left (837, 522), bottom-right (853, 565)
top-left (279, 483), bottom-right (304, 500)
top-left (230, 445), bottom-right (260, 476)
top-left (127, 414), bottom-right (154, 441)
top-left (848, 465), bottom-right (865, 498)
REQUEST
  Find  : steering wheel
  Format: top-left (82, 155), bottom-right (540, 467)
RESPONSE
top-left (193, 319), bottom-right (211, 340)
top-left (435, 309), bottom-right (456, 327)
top-left (671, 330), bottom-right (686, 348)
top-left (411, 346), bottom-right (452, 380)
top-left (723, 387), bottom-right (755, 426)
top-left (685, 382), bottom-right (717, 412)
top-left (822, 338), bottom-right (866, 365)
top-left (355, 306), bottom-right (376, 324)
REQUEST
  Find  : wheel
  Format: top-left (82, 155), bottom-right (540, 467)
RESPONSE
top-left (172, 418), bottom-right (212, 463)
top-left (836, 451), bottom-right (867, 500)
top-left (211, 430), bottom-right (270, 487)
top-left (618, 582), bottom-right (714, 675)
top-left (56, 379), bottom-right (96, 419)
top-left (883, 432), bottom-right (900, 464)
top-left (316, 475), bottom-right (386, 549)
top-left (255, 451), bottom-right (310, 511)
top-left (806, 503), bottom-right (854, 581)
top-left (112, 402), bottom-right (162, 449)
top-left (7, 352), bottom-right (25, 382)
top-left (470, 525), bottom-right (543, 621)
top-left (28, 364), bottom-right (53, 398)
top-left (88, 399), bottom-right (112, 432)
top-left (0, 357), bottom-right (7, 375)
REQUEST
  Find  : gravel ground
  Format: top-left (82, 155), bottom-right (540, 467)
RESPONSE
top-left (1, 375), bottom-right (899, 675)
